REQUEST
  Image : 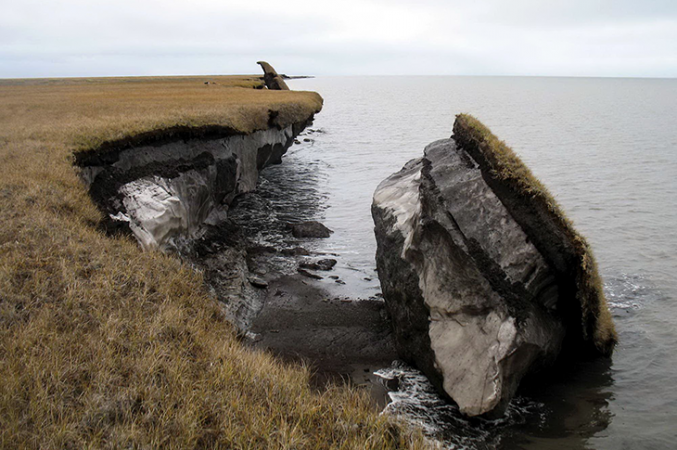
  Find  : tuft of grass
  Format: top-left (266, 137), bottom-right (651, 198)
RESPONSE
top-left (0, 76), bottom-right (424, 449)
top-left (452, 114), bottom-right (617, 356)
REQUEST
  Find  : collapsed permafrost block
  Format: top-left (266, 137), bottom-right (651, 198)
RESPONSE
top-left (372, 114), bottom-right (616, 417)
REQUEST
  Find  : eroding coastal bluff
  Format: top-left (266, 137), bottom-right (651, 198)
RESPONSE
top-left (372, 114), bottom-right (617, 417)
top-left (74, 65), bottom-right (321, 330)
top-left (2, 71), bottom-right (434, 449)
top-left (4, 64), bottom-right (619, 446)
top-left (77, 78), bottom-right (617, 422)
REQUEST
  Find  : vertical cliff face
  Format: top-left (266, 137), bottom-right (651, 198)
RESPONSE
top-left (75, 116), bottom-right (318, 330)
top-left (77, 120), bottom-right (313, 251)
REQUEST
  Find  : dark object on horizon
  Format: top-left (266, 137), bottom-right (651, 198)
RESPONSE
top-left (372, 114), bottom-right (616, 418)
top-left (289, 221), bottom-right (333, 238)
top-left (257, 61), bottom-right (290, 90)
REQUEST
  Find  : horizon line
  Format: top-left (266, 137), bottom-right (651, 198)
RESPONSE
top-left (1, 73), bottom-right (676, 81)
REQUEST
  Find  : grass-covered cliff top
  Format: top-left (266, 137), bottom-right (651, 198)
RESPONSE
top-left (0, 76), bottom-right (421, 448)
top-left (1, 75), bottom-right (323, 154)
top-left (452, 114), bottom-right (617, 357)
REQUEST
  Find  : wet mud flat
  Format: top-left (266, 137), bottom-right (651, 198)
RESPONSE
top-left (248, 274), bottom-right (396, 405)
top-left (239, 219), bottom-right (399, 403)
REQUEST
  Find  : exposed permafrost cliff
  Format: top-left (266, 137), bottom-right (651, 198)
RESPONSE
top-left (76, 109), bottom-right (319, 329)
top-left (372, 114), bottom-right (616, 418)
top-left (78, 120), bottom-right (313, 251)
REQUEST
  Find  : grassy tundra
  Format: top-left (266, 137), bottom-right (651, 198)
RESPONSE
top-left (0, 76), bottom-right (422, 449)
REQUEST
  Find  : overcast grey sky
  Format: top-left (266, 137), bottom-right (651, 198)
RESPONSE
top-left (1, 0), bottom-right (676, 78)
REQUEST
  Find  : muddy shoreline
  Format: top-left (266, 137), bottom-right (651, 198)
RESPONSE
top-left (248, 274), bottom-right (396, 406)
top-left (189, 195), bottom-right (398, 408)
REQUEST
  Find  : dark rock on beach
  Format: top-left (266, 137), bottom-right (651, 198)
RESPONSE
top-left (248, 276), bottom-right (269, 289)
top-left (290, 221), bottom-right (333, 238)
top-left (299, 258), bottom-right (337, 271)
top-left (247, 244), bottom-right (277, 255)
top-left (281, 246), bottom-right (310, 256)
top-left (297, 268), bottom-right (323, 280)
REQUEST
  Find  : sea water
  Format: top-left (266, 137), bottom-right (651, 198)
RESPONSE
top-left (266, 76), bottom-right (677, 449)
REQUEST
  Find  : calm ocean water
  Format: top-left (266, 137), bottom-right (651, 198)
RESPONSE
top-left (273, 76), bottom-right (677, 449)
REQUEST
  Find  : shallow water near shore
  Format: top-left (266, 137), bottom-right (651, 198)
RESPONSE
top-left (270, 76), bottom-right (677, 449)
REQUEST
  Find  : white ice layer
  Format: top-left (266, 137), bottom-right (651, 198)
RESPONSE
top-left (89, 125), bottom-right (295, 250)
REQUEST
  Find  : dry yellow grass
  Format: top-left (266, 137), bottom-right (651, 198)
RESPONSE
top-left (0, 76), bottom-right (423, 449)
top-left (453, 114), bottom-right (617, 356)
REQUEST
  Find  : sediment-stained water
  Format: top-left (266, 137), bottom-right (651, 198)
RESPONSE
top-left (265, 76), bottom-right (677, 449)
